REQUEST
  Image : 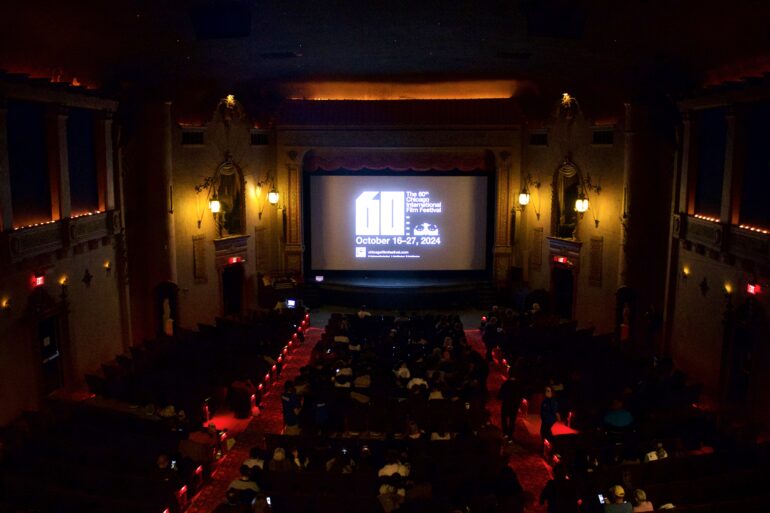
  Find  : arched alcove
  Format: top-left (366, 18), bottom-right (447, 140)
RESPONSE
top-left (551, 158), bottom-right (583, 239)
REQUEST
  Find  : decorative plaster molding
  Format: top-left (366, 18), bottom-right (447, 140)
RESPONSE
top-left (6, 223), bottom-right (63, 263)
top-left (278, 129), bottom-right (518, 148)
top-left (213, 234), bottom-right (250, 269)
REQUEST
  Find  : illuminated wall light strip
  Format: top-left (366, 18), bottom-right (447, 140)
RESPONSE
top-left (13, 219), bottom-right (58, 231)
top-left (11, 210), bottom-right (105, 231)
top-left (693, 214), bottom-right (720, 223)
top-left (738, 224), bottom-right (769, 235)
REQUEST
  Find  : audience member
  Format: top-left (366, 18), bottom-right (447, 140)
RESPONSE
top-left (631, 489), bottom-right (654, 512)
top-left (227, 464), bottom-right (259, 504)
top-left (499, 368), bottom-right (524, 439)
top-left (281, 381), bottom-right (302, 435)
top-left (243, 447), bottom-right (265, 470)
top-left (213, 489), bottom-right (252, 513)
top-left (540, 385), bottom-right (561, 446)
top-left (604, 399), bottom-right (634, 430)
top-left (604, 485), bottom-right (633, 513)
top-left (268, 447), bottom-right (293, 472)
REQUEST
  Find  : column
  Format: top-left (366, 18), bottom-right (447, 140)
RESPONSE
top-left (617, 103), bottom-right (635, 288)
top-left (0, 97), bottom-right (12, 230)
top-left (162, 101), bottom-right (177, 283)
top-left (678, 112), bottom-right (695, 215)
top-left (283, 149), bottom-right (303, 273)
top-left (493, 150), bottom-right (513, 288)
top-left (720, 106), bottom-right (739, 225)
top-left (95, 111), bottom-right (116, 211)
top-left (48, 104), bottom-right (71, 220)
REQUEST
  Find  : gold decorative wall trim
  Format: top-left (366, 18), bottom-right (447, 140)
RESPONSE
top-left (496, 151), bottom-right (511, 246)
top-left (286, 150), bottom-right (301, 246)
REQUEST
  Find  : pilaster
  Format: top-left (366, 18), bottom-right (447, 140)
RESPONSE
top-left (95, 111), bottom-right (115, 211)
top-left (0, 97), bottom-right (12, 230)
top-left (720, 106), bottom-right (736, 224)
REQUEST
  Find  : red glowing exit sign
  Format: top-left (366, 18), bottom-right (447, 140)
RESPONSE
top-left (553, 256), bottom-right (572, 265)
top-left (747, 283), bottom-right (762, 295)
top-left (228, 256), bottom-right (244, 264)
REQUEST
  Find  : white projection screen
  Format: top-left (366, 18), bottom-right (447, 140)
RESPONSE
top-left (307, 173), bottom-right (491, 272)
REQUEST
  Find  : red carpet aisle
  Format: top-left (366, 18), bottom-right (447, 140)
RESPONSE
top-left (186, 326), bottom-right (321, 513)
top-left (465, 329), bottom-right (550, 513)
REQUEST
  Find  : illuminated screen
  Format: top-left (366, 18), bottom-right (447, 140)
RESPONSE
top-left (306, 173), bottom-right (491, 272)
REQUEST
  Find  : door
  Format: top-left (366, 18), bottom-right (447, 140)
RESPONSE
top-left (222, 263), bottom-right (245, 316)
top-left (39, 316), bottom-right (63, 395)
top-left (552, 266), bottom-right (574, 320)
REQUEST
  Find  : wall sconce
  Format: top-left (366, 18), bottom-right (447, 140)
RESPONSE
top-left (575, 192), bottom-right (589, 216)
top-left (257, 177), bottom-right (280, 219)
top-left (209, 197), bottom-right (221, 214)
top-left (1, 297), bottom-right (10, 314)
top-left (103, 261), bottom-right (112, 274)
top-left (58, 275), bottom-right (69, 298)
top-left (723, 282), bottom-right (733, 296)
top-left (517, 173), bottom-right (541, 220)
top-left (681, 266), bottom-right (690, 281)
top-left (267, 187), bottom-right (280, 205)
top-left (577, 173), bottom-right (601, 227)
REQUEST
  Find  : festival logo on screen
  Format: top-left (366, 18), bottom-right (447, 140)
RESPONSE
top-left (354, 191), bottom-right (442, 259)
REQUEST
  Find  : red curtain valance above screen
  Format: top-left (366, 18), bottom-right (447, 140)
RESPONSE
top-left (303, 150), bottom-right (493, 172)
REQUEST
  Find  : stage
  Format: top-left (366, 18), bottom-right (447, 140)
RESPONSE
top-left (304, 275), bottom-right (492, 309)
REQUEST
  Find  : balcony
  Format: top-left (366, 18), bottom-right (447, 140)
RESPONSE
top-left (1, 210), bottom-right (121, 264)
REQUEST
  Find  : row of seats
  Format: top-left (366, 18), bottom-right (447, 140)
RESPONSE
top-left (1, 311), bottom-right (307, 513)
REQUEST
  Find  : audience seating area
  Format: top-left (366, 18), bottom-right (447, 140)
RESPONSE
top-left (2, 305), bottom-right (770, 513)
top-left (0, 309), bottom-right (306, 513)
top-left (487, 305), bottom-right (770, 513)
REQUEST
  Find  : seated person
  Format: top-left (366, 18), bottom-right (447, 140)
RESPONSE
top-left (404, 419), bottom-right (425, 440)
top-left (243, 447), bottom-right (265, 470)
top-left (326, 448), bottom-right (355, 474)
top-left (631, 489), bottom-right (654, 512)
top-left (603, 485), bottom-right (632, 513)
top-left (643, 441), bottom-right (668, 462)
top-left (430, 422), bottom-right (452, 441)
top-left (268, 447), bottom-right (293, 472)
top-left (603, 399), bottom-right (634, 430)
top-left (228, 464), bottom-right (259, 504)
top-left (213, 489), bottom-right (252, 513)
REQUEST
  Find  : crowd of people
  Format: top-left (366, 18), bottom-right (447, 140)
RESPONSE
top-left (202, 305), bottom-right (756, 513)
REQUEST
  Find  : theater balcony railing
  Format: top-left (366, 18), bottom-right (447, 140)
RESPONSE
top-left (1, 210), bottom-right (122, 264)
top-left (673, 213), bottom-right (770, 270)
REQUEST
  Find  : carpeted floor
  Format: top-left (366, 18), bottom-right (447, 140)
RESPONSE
top-left (464, 329), bottom-right (551, 513)
top-left (187, 320), bottom-right (554, 513)
top-left (186, 325), bottom-right (318, 513)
